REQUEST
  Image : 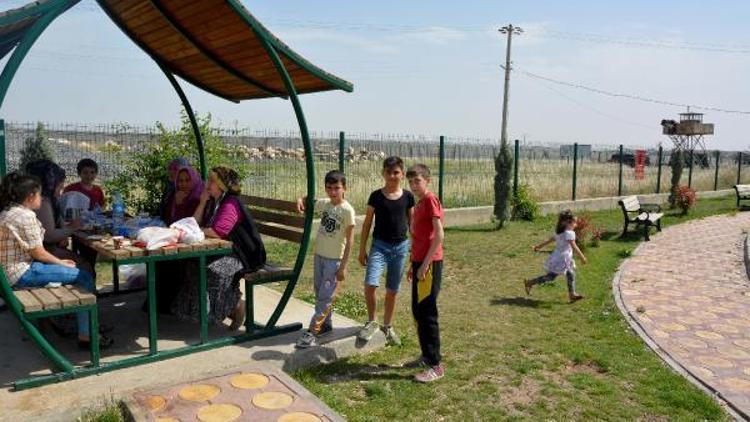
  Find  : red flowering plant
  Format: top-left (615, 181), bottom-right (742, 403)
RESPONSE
top-left (674, 185), bottom-right (697, 215)
top-left (573, 214), bottom-right (592, 250)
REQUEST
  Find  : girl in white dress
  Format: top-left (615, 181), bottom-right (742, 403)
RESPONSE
top-left (525, 210), bottom-right (587, 302)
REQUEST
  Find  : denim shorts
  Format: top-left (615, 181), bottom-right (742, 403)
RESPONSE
top-left (364, 238), bottom-right (410, 292)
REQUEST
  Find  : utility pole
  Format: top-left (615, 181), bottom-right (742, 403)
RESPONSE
top-left (499, 24), bottom-right (522, 146)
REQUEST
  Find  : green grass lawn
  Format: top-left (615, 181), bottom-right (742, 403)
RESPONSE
top-left (277, 196), bottom-right (737, 421)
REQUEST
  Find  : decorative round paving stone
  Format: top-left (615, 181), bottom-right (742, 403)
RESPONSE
top-left (197, 403), bottom-right (243, 422)
top-left (651, 329), bottom-right (670, 339)
top-left (659, 304), bottom-right (683, 313)
top-left (178, 384), bottom-right (221, 402)
top-left (144, 395), bottom-right (167, 412)
top-left (277, 412), bottom-right (323, 422)
top-left (230, 373), bottom-right (269, 390)
top-left (694, 331), bottom-right (724, 340)
top-left (644, 310), bottom-right (668, 318)
top-left (692, 311), bottom-right (718, 320)
top-left (711, 324), bottom-right (740, 334)
top-left (659, 322), bottom-right (687, 332)
top-left (621, 289), bottom-right (641, 296)
top-left (726, 318), bottom-right (750, 328)
top-left (688, 365), bottom-right (715, 379)
top-left (675, 316), bottom-right (703, 326)
top-left (677, 337), bottom-right (708, 349)
top-left (252, 391), bottom-right (295, 410)
top-left (696, 356), bottom-right (734, 369)
top-left (156, 418), bottom-right (180, 422)
top-left (717, 347), bottom-right (750, 360)
top-left (734, 340), bottom-right (750, 349)
top-left (722, 378), bottom-right (750, 391)
top-left (744, 368), bottom-right (750, 377)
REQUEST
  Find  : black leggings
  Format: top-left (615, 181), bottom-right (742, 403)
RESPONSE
top-left (530, 270), bottom-right (576, 294)
top-left (411, 260), bottom-right (443, 367)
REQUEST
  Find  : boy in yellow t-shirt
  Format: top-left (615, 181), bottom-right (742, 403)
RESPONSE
top-left (295, 170), bottom-right (356, 348)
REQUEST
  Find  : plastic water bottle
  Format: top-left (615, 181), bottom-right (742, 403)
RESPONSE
top-left (112, 191), bottom-right (126, 236)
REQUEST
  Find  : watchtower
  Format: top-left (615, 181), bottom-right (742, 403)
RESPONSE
top-left (660, 111), bottom-right (714, 154)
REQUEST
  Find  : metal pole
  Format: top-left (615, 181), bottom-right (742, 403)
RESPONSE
top-left (439, 135), bottom-right (445, 204)
top-left (656, 146), bottom-right (663, 194)
top-left (338, 131), bottom-right (345, 172)
top-left (572, 142), bottom-right (578, 201)
top-left (618, 144), bottom-right (624, 196)
top-left (0, 119), bottom-right (5, 176)
top-left (513, 139), bottom-right (520, 198)
top-left (714, 150), bottom-right (720, 191)
top-left (688, 149), bottom-right (694, 188)
top-left (738, 152), bottom-right (743, 185)
top-left (499, 25), bottom-right (517, 147)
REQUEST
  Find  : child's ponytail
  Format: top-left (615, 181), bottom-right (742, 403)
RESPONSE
top-left (556, 209), bottom-right (576, 234)
top-left (0, 172), bottom-right (41, 210)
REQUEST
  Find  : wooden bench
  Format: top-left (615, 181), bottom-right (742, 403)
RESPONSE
top-left (735, 185), bottom-right (750, 208)
top-left (0, 270), bottom-right (101, 389)
top-left (618, 195), bottom-right (663, 241)
top-left (237, 195), bottom-right (308, 333)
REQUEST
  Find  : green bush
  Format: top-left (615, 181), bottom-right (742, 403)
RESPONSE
top-left (105, 110), bottom-right (247, 214)
top-left (511, 184), bottom-right (539, 221)
top-left (19, 122), bottom-right (54, 170)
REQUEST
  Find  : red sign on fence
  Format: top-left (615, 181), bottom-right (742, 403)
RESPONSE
top-left (635, 150), bottom-right (646, 180)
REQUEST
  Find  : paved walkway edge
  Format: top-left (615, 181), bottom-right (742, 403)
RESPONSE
top-left (612, 242), bottom-right (747, 422)
top-left (744, 234), bottom-right (750, 281)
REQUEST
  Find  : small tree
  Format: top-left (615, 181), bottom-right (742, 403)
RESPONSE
top-left (493, 139), bottom-right (513, 228)
top-left (19, 122), bottom-right (54, 170)
top-left (668, 149), bottom-right (684, 208)
top-left (106, 110), bottom-right (248, 214)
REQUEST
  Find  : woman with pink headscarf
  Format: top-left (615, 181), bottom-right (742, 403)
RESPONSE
top-left (164, 165), bottom-right (203, 225)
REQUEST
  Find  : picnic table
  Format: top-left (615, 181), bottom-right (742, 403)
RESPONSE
top-left (73, 232), bottom-right (234, 354)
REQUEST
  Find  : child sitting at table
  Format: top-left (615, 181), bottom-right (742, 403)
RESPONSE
top-left (64, 158), bottom-right (105, 210)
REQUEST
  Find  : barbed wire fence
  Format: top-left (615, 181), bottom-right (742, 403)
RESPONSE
top-left (5, 121), bottom-right (747, 213)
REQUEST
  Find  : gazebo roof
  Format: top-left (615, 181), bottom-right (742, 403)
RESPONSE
top-left (0, 0), bottom-right (353, 102)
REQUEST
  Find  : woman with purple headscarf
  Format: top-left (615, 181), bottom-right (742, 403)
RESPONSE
top-left (164, 165), bottom-right (203, 225)
top-left (158, 157), bottom-right (189, 221)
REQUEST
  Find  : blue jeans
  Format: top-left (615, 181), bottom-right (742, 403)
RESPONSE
top-left (365, 239), bottom-right (410, 293)
top-left (16, 262), bottom-right (95, 336)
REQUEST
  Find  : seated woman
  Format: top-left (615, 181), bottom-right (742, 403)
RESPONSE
top-left (24, 160), bottom-right (94, 275)
top-left (172, 166), bottom-right (265, 330)
top-left (0, 172), bottom-right (112, 348)
top-left (163, 164), bottom-right (203, 226)
top-left (159, 157), bottom-right (189, 222)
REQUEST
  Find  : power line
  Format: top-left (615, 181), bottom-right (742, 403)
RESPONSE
top-left (513, 67), bottom-right (750, 115)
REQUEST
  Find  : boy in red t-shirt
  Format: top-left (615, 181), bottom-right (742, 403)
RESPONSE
top-left (406, 163), bottom-right (445, 383)
top-left (64, 158), bottom-right (105, 210)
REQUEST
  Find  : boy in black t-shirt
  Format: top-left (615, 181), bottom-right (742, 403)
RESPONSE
top-left (358, 156), bottom-right (415, 346)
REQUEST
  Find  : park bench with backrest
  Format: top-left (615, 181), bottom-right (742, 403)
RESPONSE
top-left (734, 185), bottom-right (750, 208)
top-left (618, 195), bottom-right (663, 241)
top-left (0, 270), bottom-right (101, 382)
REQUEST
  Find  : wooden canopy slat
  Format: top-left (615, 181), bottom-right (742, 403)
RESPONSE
top-left (98, 0), bottom-right (352, 101)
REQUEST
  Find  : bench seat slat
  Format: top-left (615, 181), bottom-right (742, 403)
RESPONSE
top-left (29, 288), bottom-right (61, 310)
top-left (241, 262), bottom-right (294, 283)
top-left (48, 286), bottom-right (80, 307)
top-left (240, 195), bottom-right (298, 213)
top-left (15, 290), bottom-right (43, 312)
top-left (65, 285), bottom-right (96, 306)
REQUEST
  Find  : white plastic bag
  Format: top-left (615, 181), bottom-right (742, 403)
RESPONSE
top-left (137, 227), bottom-right (180, 250)
top-left (169, 217), bottom-right (205, 244)
top-left (121, 264), bottom-right (147, 289)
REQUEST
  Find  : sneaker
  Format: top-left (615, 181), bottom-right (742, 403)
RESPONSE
top-left (401, 356), bottom-right (427, 369)
top-left (295, 331), bottom-right (318, 349)
top-left (569, 294), bottom-right (584, 303)
top-left (414, 364), bottom-right (444, 383)
top-left (357, 320), bottom-right (379, 341)
top-left (383, 326), bottom-right (401, 346)
top-left (524, 279), bottom-right (533, 295)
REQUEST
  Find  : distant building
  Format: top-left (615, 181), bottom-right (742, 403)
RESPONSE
top-left (560, 144), bottom-right (592, 159)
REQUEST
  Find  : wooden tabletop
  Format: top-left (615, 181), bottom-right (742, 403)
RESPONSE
top-left (73, 232), bottom-right (233, 261)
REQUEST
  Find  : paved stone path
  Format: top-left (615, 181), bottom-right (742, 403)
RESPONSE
top-left (616, 213), bottom-right (750, 418)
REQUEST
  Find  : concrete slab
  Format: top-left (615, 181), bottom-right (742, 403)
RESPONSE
top-left (0, 286), bottom-right (384, 421)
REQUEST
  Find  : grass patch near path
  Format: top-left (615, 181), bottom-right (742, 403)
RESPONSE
top-left (286, 197), bottom-right (736, 421)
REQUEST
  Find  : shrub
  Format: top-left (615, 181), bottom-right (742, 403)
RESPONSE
top-left (674, 185), bottom-right (696, 215)
top-left (590, 226), bottom-right (606, 247)
top-left (511, 184), bottom-right (539, 221)
top-left (19, 122), bottom-right (54, 170)
top-left (105, 110), bottom-right (247, 214)
top-left (493, 139), bottom-right (513, 228)
top-left (573, 214), bottom-right (592, 251)
top-left (668, 149), bottom-right (684, 208)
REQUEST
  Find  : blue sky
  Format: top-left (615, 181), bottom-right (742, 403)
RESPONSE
top-left (1, 0), bottom-right (750, 149)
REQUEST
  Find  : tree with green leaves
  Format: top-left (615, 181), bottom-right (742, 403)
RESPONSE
top-left (19, 122), bottom-right (53, 170)
top-left (493, 139), bottom-right (513, 228)
top-left (668, 149), bottom-right (684, 208)
top-left (105, 110), bottom-right (248, 214)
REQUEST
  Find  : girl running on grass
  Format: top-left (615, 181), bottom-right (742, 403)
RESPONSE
top-left (525, 210), bottom-right (587, 303)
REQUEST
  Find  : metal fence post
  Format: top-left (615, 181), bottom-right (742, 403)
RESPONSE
top-left (338, 131), bottom-right (345, 172)
top-left (0, 119), bottom-right (5, 176)
top-left (438, 135), bottom-right (445, 204)
top-left (618, 144), bottom-right (624, 197)
top-left (688, 149), bottom-right (694, 188)
top-left (513, 139), bottom-right (519, 199)
top-left (714, 150), bottom-right (720, 191)
top-left (738, 152), bottom-right (743, 185)
top-left (656, 146), bottom-right (663, 194)
top-left (572, 142), bottom-right (578, 201)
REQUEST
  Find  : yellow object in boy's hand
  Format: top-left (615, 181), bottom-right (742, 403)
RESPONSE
top-left (417, 264), bottom-right (433, 303)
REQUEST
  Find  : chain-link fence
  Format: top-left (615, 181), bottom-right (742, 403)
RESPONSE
top-left (4, 121), bottom-right (747, 213)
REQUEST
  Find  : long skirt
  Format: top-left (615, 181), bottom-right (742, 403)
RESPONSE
top-left (171, 254), bottom-right (243, 325)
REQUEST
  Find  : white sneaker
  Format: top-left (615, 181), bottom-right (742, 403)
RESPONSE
top-left (357, 320), bottom-right (379, 341)
top-left (382, 326), bottom-right (401, 346)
